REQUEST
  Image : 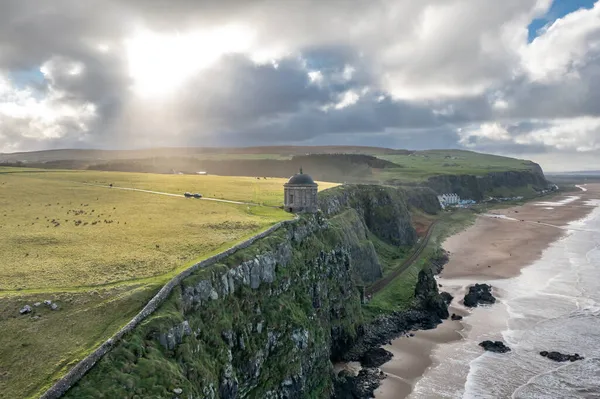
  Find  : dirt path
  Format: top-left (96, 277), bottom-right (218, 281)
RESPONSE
top-left (77, 182), bottom-right (255, 205)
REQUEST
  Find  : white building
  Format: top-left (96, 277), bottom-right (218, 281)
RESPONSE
top-left (437, 193), bottom-right (460, 209)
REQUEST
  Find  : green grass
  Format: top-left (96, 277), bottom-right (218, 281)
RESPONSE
top-left (7, 169), bottom-right (337, 207)
top-left (363, 208), bottom-right (477, 318)
top-left (368, 232), bottom-right (411, 277)
top-left (0, 285), bottom-right (158, 399)
top-left (376, 149), bottom-right (537, 183)
top-left (0, 172), bottom-right (294, 291)
top-left (0, 168), bottom-right (304, 398)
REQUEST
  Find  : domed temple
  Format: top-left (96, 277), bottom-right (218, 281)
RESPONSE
top-left (284, 168), bottom-right (318, 213)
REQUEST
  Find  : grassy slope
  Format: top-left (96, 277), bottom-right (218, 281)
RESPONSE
top-left (0, 286), bottom-right (156, 399)
top-left (0, 168), bottom-right (304, 399)
top-left (364, 209), bottom-right (477, 318)
top-left (2, 148), bottom-right (538, 187)
top-left (0, 147), bottom-right (539, 396)
top-left (375, 149), bottom-right (536, 183)
top-left (363, 189), bottom-right (547, 319)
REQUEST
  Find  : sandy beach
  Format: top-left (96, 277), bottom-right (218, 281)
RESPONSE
top-left (374, 184), bottom-right (600, 399)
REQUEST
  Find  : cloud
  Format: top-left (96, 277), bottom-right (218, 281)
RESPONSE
top-left (0, 0), bottom-right (599, 170)
top-left (458, 117), bottom-right (600, 153)
top-left (520, 2), bottom-right (600, 83)
top-left (0, 74), bottom-right (97, 152)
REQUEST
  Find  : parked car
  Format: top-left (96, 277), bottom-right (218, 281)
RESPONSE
top-left (184, 192), bottom-right (192, 198)
top-left (193, 193), bottom-right (203, 198)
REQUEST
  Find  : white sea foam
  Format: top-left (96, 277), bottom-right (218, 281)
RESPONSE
top-left (482, 214), bottom-right (519, 221)
top-left (410, 204), bottom-right (600, 398)
top-left (535, 196), bottom-right (580, 207)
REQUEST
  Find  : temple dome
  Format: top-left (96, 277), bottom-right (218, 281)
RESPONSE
top-left (286, 171), bottom-right (317, 186)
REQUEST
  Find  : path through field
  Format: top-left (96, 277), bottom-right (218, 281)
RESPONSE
top-left (78, 182), bottom-right (255, 205)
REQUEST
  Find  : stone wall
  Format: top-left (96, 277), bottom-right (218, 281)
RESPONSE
top-left (40, 218), bottom-right (298, 399)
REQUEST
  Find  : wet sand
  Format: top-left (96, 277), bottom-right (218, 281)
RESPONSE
top-left (374, 184), bottom-right (600, 398)
top-left (374, 305), bottom-right (467, 399)
top-left (442, 184), bottom-right (600, 280)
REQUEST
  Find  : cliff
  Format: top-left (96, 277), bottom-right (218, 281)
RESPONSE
top-left (55, 165), bottom-right (545, 398)
top-left (425, 165), bottom-right (548, 200)
top-left (62, 185), bottom-right (446, 399)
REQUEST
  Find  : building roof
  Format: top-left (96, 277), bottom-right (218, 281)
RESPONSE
top-left (286, 168), bottom-right (317, 186)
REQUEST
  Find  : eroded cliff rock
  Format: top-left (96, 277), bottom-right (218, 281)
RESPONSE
top-left (64, 185), bottom-right (445, 399)
top-left (425, 168), bottom-right (548, 200)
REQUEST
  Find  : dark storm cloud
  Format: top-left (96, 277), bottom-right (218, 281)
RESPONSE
top-left (501, 62), bottom-right (600, 120)
top-left (0, 1), bottom-right (127, 69)
top-left (0, 0), bottom-right (600, 170)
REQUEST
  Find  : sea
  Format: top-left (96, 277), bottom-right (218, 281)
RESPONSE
top-left (410, 198), bottom-right (600, 399)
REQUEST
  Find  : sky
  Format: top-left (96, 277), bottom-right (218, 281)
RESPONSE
top-left (1, 0), bottom-right (600, 171)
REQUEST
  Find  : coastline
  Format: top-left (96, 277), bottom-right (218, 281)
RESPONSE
top-left (374, 184), bottom-right (600, 399)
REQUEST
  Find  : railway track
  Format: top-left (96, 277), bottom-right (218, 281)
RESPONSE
top-left (365, 220), bottom-right (439, 296)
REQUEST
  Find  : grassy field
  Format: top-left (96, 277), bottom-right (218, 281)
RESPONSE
top-left (0, 171), bottom-right (298, 291)
top-left (9, 169), bottom-right (338, 207)
top-left (0, 167), bottom-right (319, 398)
top-left (1, 148), bottom-right (540, 187)
top-left (0, 285), bottom-right (156, 399)
top-left (376, 149), bottom-right (537, 182)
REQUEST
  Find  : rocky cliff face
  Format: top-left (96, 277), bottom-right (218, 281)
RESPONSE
top-left (64, 186), bottom-right (443, 399)
top-left (319, 184), bottom-right (418, 247)
top-left (426, 167), bottom-right (548, 200)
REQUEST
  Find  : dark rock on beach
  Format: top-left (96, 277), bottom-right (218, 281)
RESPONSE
top-left (360, 347), bottom-right (393, 368)
top-left (479, 340), bottom-right (511, 353)
top-left (440, 291), bottom-right (454, 305)
top-left (463, 284), bottom-right (496, 307)
top-left (334, 268), bottom-right (451, 397)
top-left (540, 351), bottom-right (585, 362)
top-left (333, 368), bottom-right (386, 399)
top-left (451, 313), bottom-right (463, 321)
top-left (414, 270), bottom-right (450, 320)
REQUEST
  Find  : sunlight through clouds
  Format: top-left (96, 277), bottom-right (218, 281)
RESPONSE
top-left (124, 24), bottom-right (256, 97)
top-left (0, 0), bottom-right (600, 169)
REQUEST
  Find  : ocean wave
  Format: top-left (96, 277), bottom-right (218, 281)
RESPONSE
top-left (512, 358), bottom-right (600, 399)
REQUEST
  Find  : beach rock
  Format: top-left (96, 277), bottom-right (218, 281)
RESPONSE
top-left (19, 305), bottom-right (32, 314)
top-left (451, 313), bottom-right (463, 321)
top-left (414, 270), bottom-right (450, 320)
top-left (479, 340), bottom-right (511, 353)
top-left (540, 351), bottom-right (585, 362)
top-left (463, 284), bottom-right (496, 307)
top-left (360, 347), bottom-right (393, 368)
top-left (337, 369), bottom-right (353, 379)
top-left (440, 292), bottom-right (453, 305)
top-left (333, 368), bottom-right (386, 399)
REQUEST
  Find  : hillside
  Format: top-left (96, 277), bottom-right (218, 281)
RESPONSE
top-left (1, 147), bottom-right (542, 193)
top-left (0, 149), bottom-right (552, 398)
top-left (57, 185), bottom-right (447, 399)
top-left (0, 168), bottom-right (337, 399)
